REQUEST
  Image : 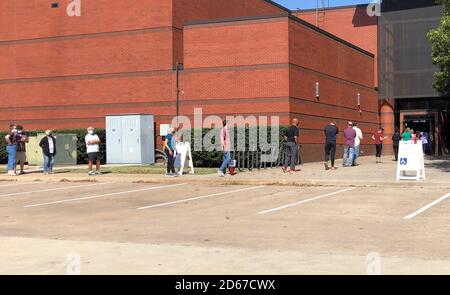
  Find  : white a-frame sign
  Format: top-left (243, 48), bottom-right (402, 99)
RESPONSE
top-left (175, 142), bottom-right (194, 175)
top-left (396, 141), bottom-right (426, 181)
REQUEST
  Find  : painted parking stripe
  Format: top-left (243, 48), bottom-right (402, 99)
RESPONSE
top-left (137, 185), bottom-right (265, 210)
top-left (258, 187), bottom-right (356, 214)
top-left (404, 192), bottom-right (450, 219)
top-left (0, 182), bottom-right (109, 198)
top-left (24, 183), bottom-right (187, 208)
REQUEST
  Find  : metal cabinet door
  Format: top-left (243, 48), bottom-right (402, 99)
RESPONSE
top-left (121, 115), bottom-right (141, 163)
top-left (106, 116), bottom-right (123, 164)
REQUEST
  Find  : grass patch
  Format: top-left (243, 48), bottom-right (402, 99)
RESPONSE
top-left (63, 165), bottom-right (217, 175)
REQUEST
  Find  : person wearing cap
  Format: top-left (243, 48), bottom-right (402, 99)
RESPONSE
top-left (85, 127), bottom-right (102, 176)
top-left (343, 121), bottom-right (357, 167)
top-left (39, 130), bottom-right (57, 174)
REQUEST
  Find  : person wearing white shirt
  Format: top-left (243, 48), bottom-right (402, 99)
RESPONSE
top-left (352, 122), bottom-right (363, 166)
top-left (85, 126), bottom-right (102, 176)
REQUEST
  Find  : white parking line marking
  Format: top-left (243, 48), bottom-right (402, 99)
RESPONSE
top-left (24, 183), bottom-right (187, 208)
top-left (0, 182), bottom-right (109, 198)
top-left (404, 192), bottom-right (450, 219)
top-left (137, 185), bottom-right (265, 210)
top-left (258, 187), bottom-right (356, 214)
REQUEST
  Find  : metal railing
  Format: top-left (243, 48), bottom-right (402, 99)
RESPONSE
top-left (231, 143), bottom-right (303, 172)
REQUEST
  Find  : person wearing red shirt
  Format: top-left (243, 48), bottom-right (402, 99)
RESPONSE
top-left (372, 127), bottom-right (387, 163)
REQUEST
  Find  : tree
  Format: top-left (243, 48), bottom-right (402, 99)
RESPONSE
top-left (428, 0), bottom-right (450, 96)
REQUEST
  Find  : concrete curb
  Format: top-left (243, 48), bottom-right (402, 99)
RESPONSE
top-left (1, 175), bottom-right (449, 188)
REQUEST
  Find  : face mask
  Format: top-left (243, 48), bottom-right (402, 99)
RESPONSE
top-left (17, 130), bottom-right (22, 134)
top-left (11, 129), bottom-right (17, 133)
top-left (88, 130), bottom-right (94, 135)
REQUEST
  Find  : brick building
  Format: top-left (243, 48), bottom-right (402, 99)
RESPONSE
top-left (293, 4), bottom-right (378, 87)
top-left (0, 0), bottom-right (379, 162)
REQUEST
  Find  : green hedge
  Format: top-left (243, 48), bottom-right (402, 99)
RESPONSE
top-left (0, 126), bottom-right (288, 167)
top-left (185, 126), bottom-right (288, 168)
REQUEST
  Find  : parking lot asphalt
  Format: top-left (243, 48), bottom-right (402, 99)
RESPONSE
top-left (0, 181), bottom-right (449, 274)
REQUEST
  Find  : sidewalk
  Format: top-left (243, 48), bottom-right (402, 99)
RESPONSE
top-left (1, 156), bottom-right (449, 188)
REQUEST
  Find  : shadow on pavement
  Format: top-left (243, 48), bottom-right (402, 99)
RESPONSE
top-left (424, 156), bottom-right (450, 173)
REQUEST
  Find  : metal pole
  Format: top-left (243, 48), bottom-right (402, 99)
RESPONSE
top-left (174, 62), bottom-right (184, 126)
top-left (176, 63), bottom-right (179, 120)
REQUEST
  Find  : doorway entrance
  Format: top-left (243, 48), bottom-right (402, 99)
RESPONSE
top-left (400, 110), bottom-right (437, 155)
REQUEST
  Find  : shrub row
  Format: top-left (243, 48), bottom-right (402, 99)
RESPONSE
top-left (0, 127), bottom-right (288, 167)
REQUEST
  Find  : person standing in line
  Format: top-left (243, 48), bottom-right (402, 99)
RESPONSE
top-left (343, 122), bottom-right (357, 167)
top-left (352, 122), bottom-right (363, 166)
top-left (4, 124), bottom-right (18, 176)
top-left (163, 127), bottom-right (177, 177)
top-left (414, 130), bottom-right (422, 144)
top-left (218, 120), bottom-right (231, 177)
top-left (402, 127), bottom-right (412, 141)
top-left (372, 127), bottom-right (387, 163)
top-left (282, 118), bottom-right (300, 174)
top-left (15, 125), bottom-right (29, 175)
top-left (421, 131), bottom-right (430, 155)
top-left (392, 127), bottom-right (401, 161)
top-left (324, 121), bottom-right (339, 170)
top-left (411, 129), bottom-right (417, 142)
top-left (85, 127), bottom-right (102, 176)
top-left (39, 130), bottom-right (56, 175)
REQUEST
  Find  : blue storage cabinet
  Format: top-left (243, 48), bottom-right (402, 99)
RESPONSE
top-left (106, 114), bottom-right (155, 164)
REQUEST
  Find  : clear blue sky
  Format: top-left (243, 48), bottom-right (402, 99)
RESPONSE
top-left (274, 0), bottom-right (373, 10)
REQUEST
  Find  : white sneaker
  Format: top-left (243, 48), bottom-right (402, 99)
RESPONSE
top-left (218, 170), bottom-right (226, 177)
top-left (88, 171), bottom-right (95, 176)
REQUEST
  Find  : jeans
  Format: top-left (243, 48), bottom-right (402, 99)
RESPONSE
top-left (6, 144), bottom-right (17, 171)
top-left (353, 145), bottom-right (360, 165)
top-left (324, 141), bottom-right (336, 167)
top-left (220, 151), bottom-right (231, 173)
top-left (284, 142), bottom-right (298, 170)
top-left (43, 154), bottom-right (55, 173)
top-left (343, 146), bottom-right (354, 167)
top-left (165, 148), bottom-right (175, 174)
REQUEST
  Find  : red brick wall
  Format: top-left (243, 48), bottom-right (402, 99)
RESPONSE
top-left (172, 0), bottom-right (287, 29)
top-left (0, 31), bottom-right (174, 80)
top-left (0, 0), bottom-right (288, 131)
top-left (0, 0), bottom-right (173, 41)
top-left (184, 19), bottom-right (289, 68)
top-left (183, 16), bottom-right (379, 161)
top-left (294, 6), bottom-right (378, 87)
top-left (288, 17), bottom-right (379, 161)
top-left (182, 18), bottom-right (290, 125)
top-left (0, 2), bottom-right (380, 162)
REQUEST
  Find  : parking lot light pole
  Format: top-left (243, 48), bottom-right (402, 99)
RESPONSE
top-left (173, 62), bottom-right (184, 125)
